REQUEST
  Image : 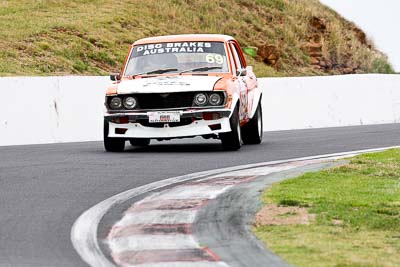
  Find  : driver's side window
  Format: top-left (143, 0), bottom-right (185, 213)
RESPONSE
top-left (229, 43), bottom-right (244, 75)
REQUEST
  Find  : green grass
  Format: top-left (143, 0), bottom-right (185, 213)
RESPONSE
top-left (254, 149), bottom-right (400, 267)
top-left (0, 0), bottom-right (394, 76)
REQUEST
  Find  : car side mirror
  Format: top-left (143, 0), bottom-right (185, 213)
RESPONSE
top-left (236, 68), bottom-right (247, 77)
top-left (110, 73), bottom-right (121, 81)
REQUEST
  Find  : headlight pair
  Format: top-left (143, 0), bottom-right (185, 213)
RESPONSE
top-left (194, 92), bottom-right (224, 106)
top-left (109, 96), bottom-right (137, 110)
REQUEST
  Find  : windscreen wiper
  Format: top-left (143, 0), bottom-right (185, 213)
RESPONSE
top-left (132, 68), bottom-right (178, 77)
top-left (179, 66), bottom-right (222, 74)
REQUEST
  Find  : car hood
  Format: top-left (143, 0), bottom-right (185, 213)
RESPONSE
top-left (117, 75), bottom-right (222, 94)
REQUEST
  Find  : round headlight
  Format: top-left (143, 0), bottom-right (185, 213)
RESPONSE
top-left (123, 96), bottom-right (137, 109)
top-left (110, 97), bottom-right (122, 109)
top-left (209, 93), bottom-right (222, 106)
top-left (194, 93), bottom-right (208, 106)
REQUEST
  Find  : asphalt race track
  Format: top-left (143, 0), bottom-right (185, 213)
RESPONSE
top-left (1, 123), bottom-right (400, 267)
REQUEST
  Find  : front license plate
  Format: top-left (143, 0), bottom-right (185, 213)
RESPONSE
top-left (148, 111), bottom-right (181, 123)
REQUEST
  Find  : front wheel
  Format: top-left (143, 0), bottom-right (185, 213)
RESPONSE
top-left (103, 119), bottom-right (125, 152)
top-left (220, 106), bottom-right (242, 151)
top-left (241, 102), bottom-right (263, 145)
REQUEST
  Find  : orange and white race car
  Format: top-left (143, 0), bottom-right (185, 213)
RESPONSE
top-left (104, 34), bottom-right (262, 151)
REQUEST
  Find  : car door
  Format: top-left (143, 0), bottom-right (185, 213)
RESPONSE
top-left (229, 42), bottom-right (249, 122)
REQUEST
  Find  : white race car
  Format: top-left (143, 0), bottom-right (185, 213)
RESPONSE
top-left (104, 34), bottom-right (263, 151)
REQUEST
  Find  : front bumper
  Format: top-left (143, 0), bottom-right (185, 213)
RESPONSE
top-left (104, 108), bottom-right (232, 139)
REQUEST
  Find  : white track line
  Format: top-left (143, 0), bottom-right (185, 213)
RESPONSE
top-left (154, 184), bottom-right (233, 200)
top-left (210, 165), bottom-right (296, 178)
top-left (109, 234), bottom-right (199, 253)
top-left (114, 210), bottom-right (197, 226)
top-left (133, 262), bottom-right (230, 267)
top-left (71, 145), bottom-right (400, 267)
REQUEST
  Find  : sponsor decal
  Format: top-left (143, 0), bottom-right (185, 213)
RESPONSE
top-left (134, 42), bottom-right (216, 56)
top-left (239, 79), bottom-right (248, 119)
top-left (142, 77), bottom-right (191, 87)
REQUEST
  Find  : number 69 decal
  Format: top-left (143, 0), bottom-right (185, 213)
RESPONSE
top-left (206, 54), bottom-right (224, 64)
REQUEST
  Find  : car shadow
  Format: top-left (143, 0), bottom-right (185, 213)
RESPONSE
top-left (124, 142), bottom-right (226, 153)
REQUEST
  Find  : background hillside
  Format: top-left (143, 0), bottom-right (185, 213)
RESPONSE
top-left (0, 0), bottom-right (394, 77)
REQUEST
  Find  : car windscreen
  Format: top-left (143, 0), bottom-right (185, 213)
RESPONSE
top-left (124, 41), bottom-right (229, 76)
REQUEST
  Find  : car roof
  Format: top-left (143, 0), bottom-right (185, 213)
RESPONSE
top-left (133, 34), bottom-right (236, 45)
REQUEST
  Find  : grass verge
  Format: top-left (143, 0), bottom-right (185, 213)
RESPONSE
top-left (0, 0), bottom-right (394, 76)
top-left (254, 149), bottom-right (400, 267)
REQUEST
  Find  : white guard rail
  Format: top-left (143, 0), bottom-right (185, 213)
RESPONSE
top-left (0, 74), bottom-right (399, 146)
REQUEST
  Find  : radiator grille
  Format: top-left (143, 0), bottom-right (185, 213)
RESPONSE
top-left (136, 92), bottom-right (195, 109)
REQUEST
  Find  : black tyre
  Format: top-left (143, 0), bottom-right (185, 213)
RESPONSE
top-left (129, 138), bottom-right (150, 147)
top-left (242, 102), bottom-right (263, 145)
top-left (220, 106), bottom-right (242, 151)
top-left (103, 119), bottom-right (125, 152)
